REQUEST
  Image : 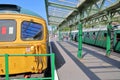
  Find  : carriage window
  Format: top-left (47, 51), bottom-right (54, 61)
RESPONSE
top-left (0, 20), bottom-right (16, 41)
top-left (86, 32), bottom-right (89, 38)
top-left (117, 33), bottom-right (120, 41)
top-left (104, 33), bottom-right (107, 37)
top-left (21, 21), bottom-right (43, 40)
top-left (93, 32), bottom-right (95, 35)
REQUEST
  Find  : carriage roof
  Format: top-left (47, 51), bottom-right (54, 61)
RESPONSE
top-left (83, 25), bottom-right (120, 32)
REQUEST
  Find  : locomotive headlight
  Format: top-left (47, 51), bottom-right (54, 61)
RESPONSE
top-left (30, 46), bottom-right (35, 53)
top-left (30, 46), bottom-right (35, 51)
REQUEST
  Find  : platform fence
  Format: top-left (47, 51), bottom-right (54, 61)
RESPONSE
top-left (0, 53), bottom-right (55, 80)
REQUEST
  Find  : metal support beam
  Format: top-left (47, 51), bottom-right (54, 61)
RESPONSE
top-left (49, 22), bottom-right (59, 25)
top-left (48, 2), bottom-right (77, 10)
top-left (69, 27), bottom-right (72, 41)
top-left (49, 15), bottom-right (65, 19)
top-left (106, 23), bottom-right (112, 56)
top-left (77, 23), bottom-right (82, 58)
top-left (45, 0), bottom-right (49, 25)
top-left (59, 29), bottom-right (62, 41)
top-left (51, 26), bottom-right (55, 36)
top-left (106, 12), bottom-right (112, 56)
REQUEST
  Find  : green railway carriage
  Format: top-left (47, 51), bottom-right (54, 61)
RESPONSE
top-left (114, 28), bottom-right (120, 52)
top-left (82, 26), bottom-right (120, 52)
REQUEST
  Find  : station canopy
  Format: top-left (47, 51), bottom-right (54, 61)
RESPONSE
top-left (45, 0), bottom-right (120, 28)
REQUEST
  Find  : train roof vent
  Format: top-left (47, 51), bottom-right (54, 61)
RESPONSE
top-left (0, 4), bottom-right (20, 12)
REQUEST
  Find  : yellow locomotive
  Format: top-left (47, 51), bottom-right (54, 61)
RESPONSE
top-left (0, 4), bottom-right (49, 76)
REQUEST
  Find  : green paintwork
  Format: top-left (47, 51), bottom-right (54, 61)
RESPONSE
top-left (77, 23), bottom-right (82, 58)
top-left (106, 24), bottom-right (112, 56)
top-left (5, 54), bottom-right (9, 80)
top-left (114, 30), bottom-right (120, 52)
top-left (82, 28), bottom-right (120, 53)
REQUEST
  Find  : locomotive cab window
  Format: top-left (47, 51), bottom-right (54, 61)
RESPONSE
top-left (0, 20), bottom-right (16, 41)
top-left (21, 21), bottom-right (43, 40)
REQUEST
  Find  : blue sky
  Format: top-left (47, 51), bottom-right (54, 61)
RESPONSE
top-left (0, 0), bottom-right (51, 30)
top-left (0, 0), bottom-right (47, 20)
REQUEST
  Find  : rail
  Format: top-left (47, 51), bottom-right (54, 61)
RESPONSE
top-left (0, 53), bottom-right (55, 80)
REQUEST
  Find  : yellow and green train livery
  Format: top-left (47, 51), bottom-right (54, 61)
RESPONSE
top-left (0, 4), bottom-right (49, 75)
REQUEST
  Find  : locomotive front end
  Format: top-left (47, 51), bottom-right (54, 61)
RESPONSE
top-left (0, 10), bottom-right (48, 75)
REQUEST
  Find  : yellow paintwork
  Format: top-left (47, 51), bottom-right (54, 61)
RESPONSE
top-left (0, 14), bottom-right (48, 75)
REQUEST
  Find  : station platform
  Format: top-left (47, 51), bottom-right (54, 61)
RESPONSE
top-left (50, 38), bottom-right (120, 80)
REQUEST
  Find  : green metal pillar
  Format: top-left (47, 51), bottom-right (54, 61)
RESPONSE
top-left (51, 53), bottom-right (55, 80)
top-left (106, 12), bottom-right (112, 56)
top-left (106, 23), bottom-right (112, 56)
top-left (59, 29), bottom-right (61, 41)
top-left (77, 23), bottom-right (83, 58)
top-left (52, 26), bottom-right (54, 36)
top-left (5, 54), bottom-right (9, 80)
top-left (52, 26), bottom-right (55, 36)
top-left (69, 27), bottom-right (72, 41)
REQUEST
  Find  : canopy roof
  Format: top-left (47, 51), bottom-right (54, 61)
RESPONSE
top-left (45, 0), bottom-right (120, 28)
top-left (45, 0), bottom-right (84, 26)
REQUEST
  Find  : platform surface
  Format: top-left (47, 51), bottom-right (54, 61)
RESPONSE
top-left (51, 38), bottom-right (120, 80)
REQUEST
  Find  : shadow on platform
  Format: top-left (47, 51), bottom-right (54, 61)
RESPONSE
top-left (57, 41), bottom-right (101, 80)
top-left (67, 42), bottom-right (120, 69)
top-left (50, 41), bottom-right (65, 70)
